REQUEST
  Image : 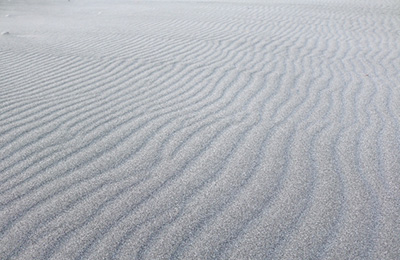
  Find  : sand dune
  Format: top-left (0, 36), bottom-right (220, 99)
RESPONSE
top-left (1, 0), bottom-right (400, 259)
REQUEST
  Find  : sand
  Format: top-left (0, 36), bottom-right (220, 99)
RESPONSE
top-left (1, 0), bottom-right (399, 259)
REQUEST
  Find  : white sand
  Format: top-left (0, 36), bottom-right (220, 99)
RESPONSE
top-left (1, 0), bottom-right (400, 259)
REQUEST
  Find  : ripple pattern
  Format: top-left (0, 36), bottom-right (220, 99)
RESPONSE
top-left (1, 0), bottom-right (400, 259)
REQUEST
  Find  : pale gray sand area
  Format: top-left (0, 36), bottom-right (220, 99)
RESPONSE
top-left (0, 0), bottom-right (400, 259)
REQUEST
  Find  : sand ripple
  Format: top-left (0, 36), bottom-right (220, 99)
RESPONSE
top-left (1, 0), bottom-right (399, 259)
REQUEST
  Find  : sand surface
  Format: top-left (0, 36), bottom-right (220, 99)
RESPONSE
top-left (1, 0), bottom-right (400, 259)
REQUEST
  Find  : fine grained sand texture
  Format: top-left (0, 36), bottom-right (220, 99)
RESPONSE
top-left (1, 0), bottom-right (400, 259)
